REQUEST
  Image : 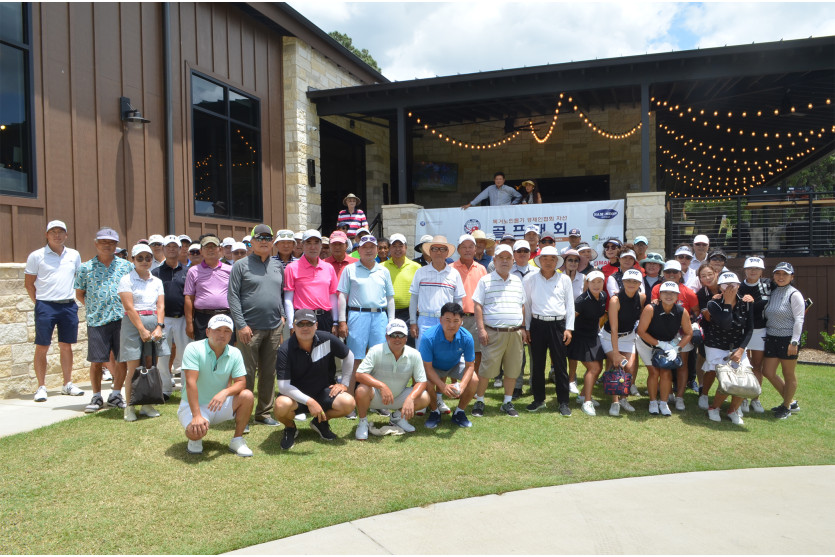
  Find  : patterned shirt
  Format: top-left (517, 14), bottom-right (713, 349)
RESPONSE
top-left (336, 209), bottom-right (368, 238)
top-left (472, 271), bottom-right (526, 328)
top-left (73, 256), bottom-right (134, 326)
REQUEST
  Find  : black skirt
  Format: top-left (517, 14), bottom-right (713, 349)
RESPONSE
top-left (568, 333), bottom-right (605, 362)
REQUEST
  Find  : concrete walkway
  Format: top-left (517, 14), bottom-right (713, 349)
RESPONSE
top-left (3, 387), bottom-right (832, 555)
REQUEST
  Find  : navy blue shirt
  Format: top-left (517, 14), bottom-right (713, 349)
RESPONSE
top-left (151, 261), bottom-right (187, 317)
top-left (419, 323), bottom-right (475, 370)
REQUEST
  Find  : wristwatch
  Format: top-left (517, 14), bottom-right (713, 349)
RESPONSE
top-left (790, 340), bottom-right (799, 346)
top-left (156, 322), bottom-right (165, 329)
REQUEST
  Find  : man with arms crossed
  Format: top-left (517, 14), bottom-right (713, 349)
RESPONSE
top-left (151, 235), bottom-right (190, 398)
top-left (381, 233), bottom-right (421, 347)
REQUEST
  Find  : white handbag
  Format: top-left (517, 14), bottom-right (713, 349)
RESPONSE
top-left (716, 361), bottom-right (761, 398)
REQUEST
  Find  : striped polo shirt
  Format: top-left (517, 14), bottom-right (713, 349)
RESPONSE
top-left (472, 271), bottom-right (525, 328)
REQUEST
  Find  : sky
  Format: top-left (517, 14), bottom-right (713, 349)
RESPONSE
top-left (287, 1), bottom-right (835, 81)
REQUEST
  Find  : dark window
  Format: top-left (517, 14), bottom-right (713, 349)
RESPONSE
top-left (0, 3), bottom-right (33, 196)
top-left (192, 73), bottom-right (261, 220)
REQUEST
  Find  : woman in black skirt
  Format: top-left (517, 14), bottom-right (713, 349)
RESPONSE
top-left (571, 271), bottom-right (607, 416)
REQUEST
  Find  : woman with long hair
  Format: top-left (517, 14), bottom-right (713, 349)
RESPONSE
top-left (519, 179), bottom-right (542, 204)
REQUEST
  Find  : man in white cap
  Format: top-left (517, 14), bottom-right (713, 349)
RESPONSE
top-left (523, 246), bottom-right (575, 416)
top-left (231, 242), bottom-right (248, 261)
top-left (179, 314), bottom-right (254, 457)
top-left (523, 225), bottom-right (542, 258)
top-left (272, 229), bottom-right (297, 266)
top-left (292, 232), bottom-right (304, 259)
top-left (353, 319), bottom-right (431, 439)
top-left (472, 244), bottom-right (527, 417)
top-left (74, 227), bottom-right (133, 412)
top-left (220, 237), bottom-right (236, 265)
top-left (633, 236), bottom-right (649, 264)
top-left (25, 220), bottom-right (83, 402)
top-left (283, 230), bottom-right (339, 334)
top-left (147, 234), bottom-right (165, 270)
top-left (178, 235), bottom-right (192, 267)
top-left (408, 235), bottom-right (465, 347)
top-left (692, 235), bottom-right (710, 273)
top-left (151, 234), bottom-right (191, 397)
top-left (381, 233), bottom-right (421, 346)
top-left (674, 244), bottom-right (700, 291)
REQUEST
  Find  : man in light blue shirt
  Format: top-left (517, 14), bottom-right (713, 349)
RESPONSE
top-left (461, 171), bottom-right (521, 209)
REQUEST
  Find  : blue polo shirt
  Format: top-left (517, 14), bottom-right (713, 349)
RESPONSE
top-left (337, 260), bottom-right (394, 309)
top-left (419, 323), bottom-right (475, 370)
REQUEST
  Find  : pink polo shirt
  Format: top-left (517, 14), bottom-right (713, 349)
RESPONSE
top-left (183, 260), bottom-right (232, 310)
top-left (284, 256), bottom-right (338, 311)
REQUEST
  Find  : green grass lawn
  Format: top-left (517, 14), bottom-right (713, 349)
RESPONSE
top-left (2, 364), bottom-right (834, 554)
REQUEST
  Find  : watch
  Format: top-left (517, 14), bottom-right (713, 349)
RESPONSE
top-left (790, 340), bottom-right (798, 346)
top-left (156, 322), bottom-right (165, 329)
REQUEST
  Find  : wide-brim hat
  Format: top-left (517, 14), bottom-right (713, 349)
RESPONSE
top-left (470, 229), bottom-right (495, 248)
top-left (343, 193), bottom-right (361, 206)
top-left (535, 246), bottom-right (564, 269)
top-left (421, 235), bottom-right (456, 259)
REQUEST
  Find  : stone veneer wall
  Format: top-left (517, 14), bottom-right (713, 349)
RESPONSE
top-left (282, 38), bottom-right (390, 232)
top-left (0, 264), bottom-right (89, 398)
top-left (625, 192), bottom-right (668, 258)
top-left (411, 107), bottom-right (656, 208)
top-left (381, 204), bottom-right (424, 249)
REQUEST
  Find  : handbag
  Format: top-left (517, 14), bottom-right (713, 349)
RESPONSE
top-left (129, 341), bottom-right (165, 406)
top-left (651, 347), bottom-right (682, 369)
top-left (716, 360), bottom-right (762, 398)
top-left (602, 369), bottom-right (632, 396)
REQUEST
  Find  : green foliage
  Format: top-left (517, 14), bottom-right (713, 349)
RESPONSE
top-left (800, 331), bottom-right (808, 348)
top-left (328, 31), bottom-right (382, 73)
top-left (820, 330), bottom-right (835, 353)
top-left (786, 153), bottom-right (835, 192)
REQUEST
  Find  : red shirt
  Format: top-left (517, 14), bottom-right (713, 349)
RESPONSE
top-left (323, 255), bottom-right (358, 281)
top-left (601, 262), bottom-right (619, 280)
top-left (650, 282), bottom-right (699, 317)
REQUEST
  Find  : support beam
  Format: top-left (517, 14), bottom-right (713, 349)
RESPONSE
top-left (396, 106), bottom-right (408, 203)
top-left (641, 81), bottom-right (651, 192)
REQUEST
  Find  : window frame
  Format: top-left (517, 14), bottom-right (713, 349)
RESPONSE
top-left (190, 70), bottom-right (262, 223)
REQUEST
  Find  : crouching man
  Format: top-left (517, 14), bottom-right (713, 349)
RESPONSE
top-left (354, 319), bottom-right (431, 439)
top-left (179, 314), bottom-right (254, 457)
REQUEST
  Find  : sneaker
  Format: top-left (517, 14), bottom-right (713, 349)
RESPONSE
top-left (33, 386), bottom-right (48, 402)
top-left (619, 398), bottom-right (635, 413)
top-left (140, 405), bottom-right (160, 418)
top-left (437, 400), bottom-right (451, 415)
top-left (187, 439), bottom-right (203, 454)
top-left (310, 418), bottom-right (337, 440)
top-left (372, 408), bottom-right (391, 417)
top-left (102, 368), bottom-right (113, 382)
top-left (707, 407), bottom-right (721, 422)
top-left (629, 384), bottom-right (641, 397)
top-left (345, 410), bottom-right (357, 420)
top-left (450, 410), bottom-right (472, 428)
top-left (355, 419), bottom-right (369, 440)
top-left (124, 406), bottom-right (138, 422)
top-left (511, 388), bottom-right (523, 401)
top-left (569, 382), bottom-right (580, 395)
top-left (415, 408), bottom-right (426, 416)
top-left (471, 401), bottom-right (485, 417)
top-left (609, 402), bottom-right (620, 416)
top-left (581, 400), bottom-right (596, 416)
top-left (255, 416), bottom-right (280, 426)
top-left (648, 400), bottom-right (659, 415)
top-left (558, 402), bottom-right (572, 417)
top-left (390, 411), bottom-right (416, 433)
top-left (740, 399), bottom-right (750, 414)
top-left (107, 391), bottom-right (126, 409)
top-left (790, 400), bottom-right (800, 412)
top-left (425, 410), bottom-right (442, 428)
top-left (493, 377), bottom-right (503, 388)
top-left (751, 400), bottom-right (765, 413)
top-left (774, 405), bottom-right (791, 420)
top-left (294, 413), bottom-right (307, 421)
top-left (243, 424), bottom-right (250, 434)
top-left (689, 379), bottom-right (700, 393)
top-left (728, 410), bottom-right (744, 426)
top-left (84, 394), bottom-right (104, 413)
top-left (526, 400), bottom-right (546, 412)
top-left (658, 401), bottom-right (672, 416)
top-left (675, 397), bottom-right (685, 411)
top-left (667, 393), bottom-right (676, 404)
top-left (280, 427), bottom-right (298, 449)
top-left (576, 395), bottom-right (600, 407)
top-left (500, 401), bottom-right (519, 417)
top-left (61, 382), bottom-right (84, 396)
top-left (229, 437), bottom-right (253, 457)
top-left (698, 394), bottom-right (709, 410)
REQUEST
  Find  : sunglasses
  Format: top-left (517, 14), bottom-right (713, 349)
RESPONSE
top-left (515, 249), bottom-right (530, 253)
top-left (709, 256), bottom-right (726, 262)
top-left (430, 246), bottom-right (448, 252)
top-left (134, 255), bottom-right (152, 262)
top-left (275, 232), bottom-right (295, 239)
top-left (389, 333), bottom-right (407, 339)
top-left (189, 250), bottom-right (201, 255)
top-left (540, 238), bottom-right (555, 244)
top-left (565, 258), bottom-right (580, 263)
top-left (295, 321), bottom-right (316, 328)
top-left (150, 243), bottom-right (162, 247)
top-left (604, 244), bottom-right (619, 250)
top-left (253, 235), bottom-right (272, 242)
top-left (676, 255), bottom-right (692, 260)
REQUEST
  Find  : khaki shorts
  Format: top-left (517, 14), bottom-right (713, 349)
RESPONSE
top-left (479, 327), bottom-right (524, 380)
top-left (462, 314), bottom-right (482, 352)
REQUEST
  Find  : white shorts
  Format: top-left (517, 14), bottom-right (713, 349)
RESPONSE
top-left (702, 346), bottom-right (751, 372)
top-left (599, 329), bottom-right (636, 356)
top-left (370, 386), bottom-right (415, 410)
top-left (178, 396), bottom-right (236, 428)
top-left (747, 328), bottom-right (767, 352)
top-left (636, 337), bottom-right (655, 369)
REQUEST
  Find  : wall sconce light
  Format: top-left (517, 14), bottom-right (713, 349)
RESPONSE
top-left (120, 96), bottom-right (150, 125)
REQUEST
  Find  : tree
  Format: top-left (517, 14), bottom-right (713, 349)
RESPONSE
top-left (785, 152), bottom-right (835, 192)
top-left (328, 31), bottom-right (382, 73)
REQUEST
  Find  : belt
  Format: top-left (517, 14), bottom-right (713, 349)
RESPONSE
top-left (137, 310), bottom-right (156, 316)
top-left (166, 314), bottom-right (184, 319)
top-left (486, 325), bottom-right (524, 333)
top-left (605, 330), bottom-right (632, 337)
top-left (42, 299), bottom-right (75, 304)
top-left (348, 306), bottom-right (384, 313)
top-left (419, 311), bottom-right (441, 318)
top-left (195, 308), bottom-right (229, 315)
top-left (533, 314), bottom-right (565, 322)
top-left (463, 312), bottom-right (475, 317)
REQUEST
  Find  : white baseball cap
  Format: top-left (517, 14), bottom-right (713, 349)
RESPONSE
top-left (207, 314), bottom-right (235, 330)
top-left (585, 270), bottom-right (605, 283)
top-left (386, 319), bottom-right (409, 336)
top-left (693, 234), bottom-right (710, 245)
top-left (664, 260), bottom-right (682, 272)
top-left (675, 245), bottom-right (694, 257)
top-left (744, 256), bottom-right (765, 269)
top-left (163, 234), bottom-right (180, 246)
top-left (46, 220), bottom-right (67, 232)
top-left (389, 233), bottom-right (407, 245)
top-left (148, 234), bottom-right (165, 245)
top-left (494, 245), bottom-right (513, 258)
top-left (131, 244), bottom-right (152, 257)
top-left (660, 281), bottom-right (680, 293)
top-left (221, 237), bottom-right (236, 247)
top-left (513, 240), bottom-right (531, 252)
top-left (302, 229), bottom-right (322, 242)
top-left (232, 242), bottom-right (247, 252)
top-left (458, 234), bottom-right (476, 247)
top-left (622, 268), bottom-right (644, 282)
top-left (718, 272), bottom-right (740, 285)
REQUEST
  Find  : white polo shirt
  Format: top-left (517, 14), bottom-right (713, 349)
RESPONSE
top-left (24, 244), bottom-right (81, 301)
top-left (523, 270), bottom-right (575, 330)
top-left (409, 262), bottom-right (465, 317)
top-left (472, 271), bottom-right (525, 328)
top-left (117, 270), bottom-right (164, 312)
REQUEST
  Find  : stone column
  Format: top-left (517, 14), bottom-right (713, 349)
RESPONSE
top-left (625, 192), bottom-right (667, 257)
top-left (381, 204), bottom-right (425, 249)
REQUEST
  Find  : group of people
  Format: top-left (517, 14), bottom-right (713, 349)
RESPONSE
top-left (23, 185), bottom-right (805, 456)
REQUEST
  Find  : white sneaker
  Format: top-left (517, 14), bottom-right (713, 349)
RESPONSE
top-left (609, 402), bottom-right (620, 416)
top-left (648, 400), bottom-right (659, 415)
top-left (751, 400), bottom-right (765, 413)
top-left (658, 401), bottom-right (672, 416)
top-left (140, 405), bottom-right (160, 418)
top-left (124, 406), bottom-right (138, 422)
top-left (698, 394), bottom-right (709, 410)
top-left (415, 408), bottom-right (426, 416)
top-left (390, 411), bottom-right (416, 432)
top-left (675, 397), bottom-right (685, 411)
top-left (229, 437), bottom-right (253, 457)
top-left (576, 395), bottom-right (599, 407)
top-left (294, 413), bottom-right (307, 421)
top-left (581, 401), bottom-right (596, 416)
top-left (630, 384), bottom-right (641, 397)
top-left (345, 410), bottom-right (357, 420)
top-left (667, 393), bottom-right (676, 404)
top-left (187, 439), bottom-right (203, 454)
top-left (707, 407), bottom-right (721, 422)
top-left (493, 377), bottom-right (503, 388)
top-left (569, 382), bottom-right (580, 395)
top-left (740, 399), bottom-right (750, 414)
top-left (619, 398), bottom-right (635, 413)
top-left (34, 385), bottom-right (48, 402)
top-left (356, 418), bottom-right (369, 440)
top-left (61, 382), bottom-right (84, 396)
top-left (102, 368), bottom-right (113, 382)
top-left (728, 410), bottom-right (744, 425)
top-left (437, 400), bottom-right (451, 415)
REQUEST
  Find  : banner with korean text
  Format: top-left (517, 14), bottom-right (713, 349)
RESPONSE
top-left (415, 200), bottom-right (625, 267)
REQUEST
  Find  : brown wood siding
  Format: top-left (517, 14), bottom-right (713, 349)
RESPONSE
top-left (0, 2), bottom-right (286, 262)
